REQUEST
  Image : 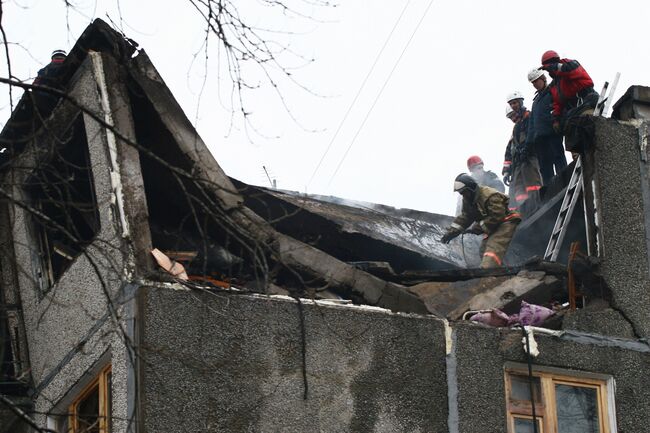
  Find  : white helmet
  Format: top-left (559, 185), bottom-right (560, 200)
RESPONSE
top-left (507, 91), bottom-right (524, 103)
top-left (528, 68), bottom-right (545, 82)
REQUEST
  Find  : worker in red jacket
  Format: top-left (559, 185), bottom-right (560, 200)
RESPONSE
top-left (539, 50), bottom-right (598, 134)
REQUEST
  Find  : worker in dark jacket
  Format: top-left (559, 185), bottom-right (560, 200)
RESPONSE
top-left (505, 91), bottom-right (542, 213)
top-left (526, 68), bottom-right (567, 185)
top-left (441, 174), bottom-right (521, 268)
top-left (33, 49), bottom-right (67, 115)
top-left (539, 50), bottom-right (598, 134)
top-left (34, 49), bottom-right (67, 88)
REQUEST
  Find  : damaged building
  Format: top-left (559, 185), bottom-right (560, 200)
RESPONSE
top-left (1, 19), bottom-right (650, 433)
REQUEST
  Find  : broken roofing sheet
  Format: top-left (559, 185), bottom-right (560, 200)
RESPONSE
top-left (233, 181), bottom-right (483, 272)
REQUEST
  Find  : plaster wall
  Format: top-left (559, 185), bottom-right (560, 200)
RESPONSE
top-left (3, 57), bottom-right (137, 431)
top-left (591, 117), bottom-right (650, 338)
top-left (140, 287), bottom-right (449, 433)
top-left (452, 322), bottom-right (650, 433)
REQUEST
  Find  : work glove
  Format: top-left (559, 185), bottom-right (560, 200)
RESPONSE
top-left (540, 62), bottom-right (560, 72)
top-left (464, 224), bottom-right (483, 235)
top-left (440, 229), bottom-right (460, 244)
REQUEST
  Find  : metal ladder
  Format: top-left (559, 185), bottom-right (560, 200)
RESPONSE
top-left (544, 157), bottom-right (584, 261)
top-left (543, 73), bottom-right (620, 261)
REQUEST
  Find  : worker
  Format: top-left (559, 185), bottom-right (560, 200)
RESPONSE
top-left (455, 155), bottom-right (505, 214)
top-left (33, 49), bottom-right (67, 116)
top-left (526, 68), bottom-right (567, 185)
top-left (502, 107), bottom-right (517, 186)
top-left (502, 107), bottom-right (518, 210)
top-left (467, 155), bottom-right (504, 192)
top-left (539, 50), bottom-right (598, 147)
top-left (505, 91), bottom-right (542, 213)
top-left (34, 49), bottom-right (67, 89)
top-left (441, 173), bottom-right (521, 268)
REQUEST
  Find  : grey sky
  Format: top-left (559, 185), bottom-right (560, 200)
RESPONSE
top-left (2, 0), bottom-right (649, 215)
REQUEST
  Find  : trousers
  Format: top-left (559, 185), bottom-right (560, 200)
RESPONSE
top-left (479, 221), bottom-right (520, 268)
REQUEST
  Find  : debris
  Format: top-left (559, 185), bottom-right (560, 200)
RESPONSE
top-left (521, 326), bottom-right (539, 357)
top-left (187, 275), bottom-right (229, 288)
top-left (151, 248), bottom-right (188, 280)
top-left (468, 301), bottom-right (555, 328)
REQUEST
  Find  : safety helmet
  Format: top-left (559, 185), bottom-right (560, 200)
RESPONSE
top-left (51, 49), bottom-right (67, 59)
top-left (507, 91), bottom-right (524, 103)
top-left (453, 173), bottom-right (477, 194)
top-left (467, 155), bottom-right (483, 170)
top-left (527, 68), bottom-right (545, 83)
top-left (541, 50), bottom-right (560, 65)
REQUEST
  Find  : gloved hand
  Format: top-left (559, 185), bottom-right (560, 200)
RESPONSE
top-left (540, 62), bottom-right (560, 72)
top-left (552, 119), bottom-right (562, 134)
top-left (440, 229), bottom-right (460, 244)
top-left (464, 224), bottom-right (483, 235)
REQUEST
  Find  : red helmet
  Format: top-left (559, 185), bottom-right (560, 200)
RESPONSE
top-left (541, 50), bottom-right (560, 65)
top-left (467, 155), bottom-right (483, 170)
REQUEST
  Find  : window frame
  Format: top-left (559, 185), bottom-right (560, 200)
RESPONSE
top-left (25, 114), bottom-right (101, 294)
top-left (67, 364), bottom-right (112, 433)
top-left (505, 365), bottom-right (616, 433)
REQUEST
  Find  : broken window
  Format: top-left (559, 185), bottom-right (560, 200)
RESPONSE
top-left (63, 364), bottom-right (112, 433)
top-left (505, 368), bottom-right (614, 433)
top-left (26, 116), bottom-right (100, 291)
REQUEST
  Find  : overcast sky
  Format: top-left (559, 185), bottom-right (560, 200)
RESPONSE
top-left (2, 0), bottom-right (650, 215)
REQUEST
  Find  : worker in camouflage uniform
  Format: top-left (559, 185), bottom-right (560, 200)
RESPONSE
top-left (441, 173), bottom-right (521, 268)
top-left (455, 155), bottom-right (504, 215)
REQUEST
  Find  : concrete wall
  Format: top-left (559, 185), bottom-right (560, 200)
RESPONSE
top-left (139, 286), bottom-right (449, 433)
top-left (452, 322), bottom-right (650, 433)
top-left (591, 117), bottom-right (650, 338)
top-left (2, 56), bottom-right (138, 431)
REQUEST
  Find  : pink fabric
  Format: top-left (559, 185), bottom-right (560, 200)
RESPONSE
top-left (470, 309), bottom-right (510, 327)
top-left (518, 301), bottom-right (555, 326)
top-left (468, 301), bottom-right (554, 327)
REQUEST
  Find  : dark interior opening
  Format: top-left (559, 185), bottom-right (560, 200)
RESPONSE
top-left (128, 85), bottom-right (250, 282)
top-left (26, 115), bottom-right (100, 289)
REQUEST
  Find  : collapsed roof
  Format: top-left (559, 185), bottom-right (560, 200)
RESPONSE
top-left (0, 19), bottom-right (584, 324)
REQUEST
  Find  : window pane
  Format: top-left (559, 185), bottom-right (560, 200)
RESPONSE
top-left (514, 417), bottom-right (543, 433)
top-left (510, 374), bottom-right (542, 402)
top-left (77, 385), bottom-right (100, 433)
top-left (555, 384), bottom-right (600, 433)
